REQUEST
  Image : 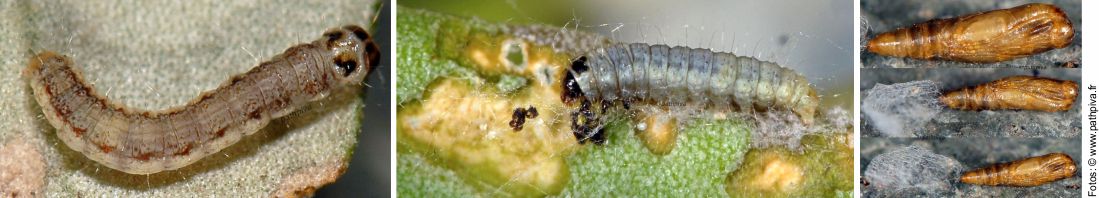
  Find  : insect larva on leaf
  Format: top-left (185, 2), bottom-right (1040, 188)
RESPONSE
top-left (563, 43), bottom-right (818, 123)
top-left (561, 43), bottom-right (818, 145)
top-left (960, 153), bottom-right (1076, 187)
top-left (866, 3), bottom-right (1074, 63)
top-left (23, 25), bottom-right (380, 174)
top-left (939, 75), bottom-right (1077, 112)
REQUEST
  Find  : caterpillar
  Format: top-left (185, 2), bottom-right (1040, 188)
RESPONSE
top-left (960, 153), bottom-right (1076, 187)
top-left (939, 75), bottom-right (1078, 112)
top-left (561, 43), bottom-right (819, 142)
top-left (866, 3), bottom-right (1074, 63)
top-left (23, 25), bottom-right (381, 174)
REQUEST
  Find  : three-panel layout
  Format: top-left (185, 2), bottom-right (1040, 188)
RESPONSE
top-left (0, 0), bottom-right (1088, 197)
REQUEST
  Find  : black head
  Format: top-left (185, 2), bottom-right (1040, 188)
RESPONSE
top-left (318, 25), bottom-right (381, 85)
top-left (561, 56), bottom-right (589, 104)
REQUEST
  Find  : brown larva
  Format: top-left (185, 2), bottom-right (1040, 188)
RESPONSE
top-left (866, 3), bottom-right (1074, 63)
top-left (960, 153), bottom-right (1076, 187)
top-left (23, 25), bottom-right (380, 174)
top-left (939, 75), bottom-right (1078, 112)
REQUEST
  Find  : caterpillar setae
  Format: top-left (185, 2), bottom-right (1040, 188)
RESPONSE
top-left (24, 25), bottom-right (380, 174)
top-left (939, 75), bottom-right (1078, 112)
top-left (561, 43), bottom-right (819, 143)
top-left (866, 3), bottom-right (1074, 63)
top-left (960, 152), bottom-right (1076, 187)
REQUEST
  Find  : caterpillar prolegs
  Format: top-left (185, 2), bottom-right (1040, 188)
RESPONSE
top-left (24, 25), bottom-right (380, 174)
top-left (561, 43), bottom-right (819, 144)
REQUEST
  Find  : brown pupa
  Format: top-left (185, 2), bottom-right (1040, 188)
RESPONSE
top-left (960, 153), bottom-right (1076, 187)
top-left (939, 75), bottom-right (1077, 112)
top-left (866, 3), bottom-right (1074, 63)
